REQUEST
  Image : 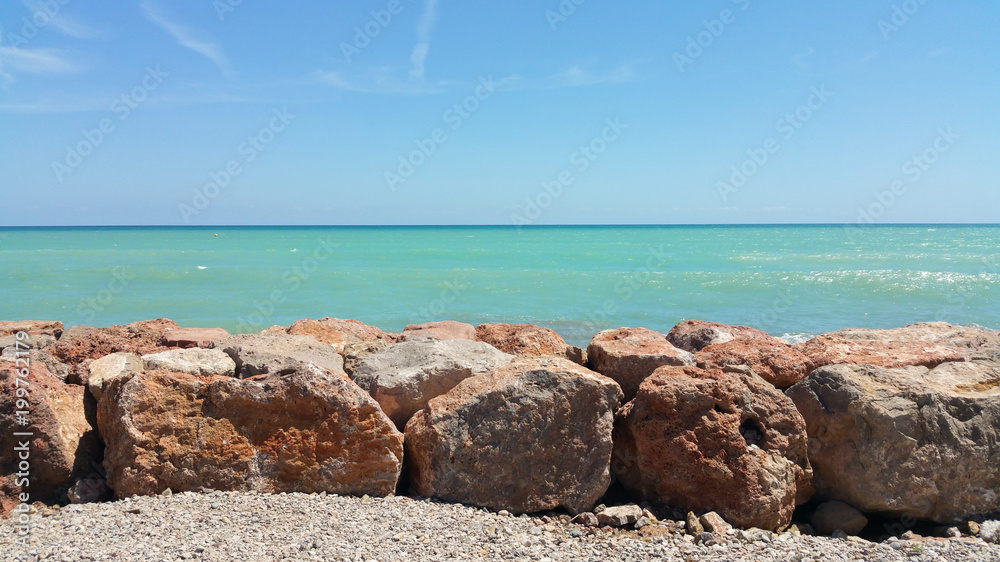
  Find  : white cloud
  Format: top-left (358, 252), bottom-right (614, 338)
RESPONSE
top-left (20, 0), bottom-right (103, 39)
top-left (537, 65), bottom-right (634, 89)
top-left (0, 46), bottom-right (81, 74)
top-left (140, 1), bottom-right (234, 76)
top-left (409, 0), bottom-right (438, 82)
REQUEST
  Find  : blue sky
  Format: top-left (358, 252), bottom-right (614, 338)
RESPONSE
top-left (1, 0), bottom-right (997, 226)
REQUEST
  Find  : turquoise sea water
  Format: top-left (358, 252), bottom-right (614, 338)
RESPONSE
top-left (1, 225), bottom-right (997, 347)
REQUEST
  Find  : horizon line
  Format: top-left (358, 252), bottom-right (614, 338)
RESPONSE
top-left (1, 222), bottom-right (998, 229)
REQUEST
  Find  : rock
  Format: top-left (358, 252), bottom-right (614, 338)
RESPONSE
top-left (284, 317), bottom-right (397, 353)
top-left (162, 327), bottom-right (229, 349)
top-left (831, 529), bottom-right (849, 540)
top-left (695, 339), bottom-right (815, 389)
top-left (789, 522), bottom-right (814, 536)
top-left (811, 500), bottom-right (869, 536)
top-left (935, 526), bottom-right (962, 538)
top-left (97, 364), bottom-right (403, 498)
top-left (211, 333), bottom-right (345, 377)
top-left (823, 322), bottom-right (1000, 362)
top-left (141, 348), bottom-right (236, 377)
top-left (0, 333), bottom-right (56, 351)
top-left (786, 362), bottom-right (1000, 523)
top-left (966, 521), bottom-right (981, 536)
top-left (596, 505), bottom-right (643, 527)
top-left (686, 512), bottom-right (704, 536)
top-left (1, 360), bottom-right (101, 516)
top-left (0, 320), bottom-right (64, 339)
top-left (586, 327), bottom-right (695, 401)
top-left (700, 511), bottom-right (732, 535)
top-left (980, 520), bottom-right (1000, 544)
top-left (46, 319), bottom-right (178, 368)
top-left (794, 334), bottom-right (967, 370)
top-left (341, 339), bottom-right (389, 377)
top-left (666, 320), bottom-right (783, 353)
top-left (612, 365), bottom-right (813, 531)
top-left (405, 356), bottom-right (623, 514)
top-left (570, 512), bottom-right (599, 527)
top-left (351, 339), bottom-right (514, 429)
top-left (88, 352), bottom-right (144, 402)
top-left (67, 478), bottom-right (111, 504)
top-left (401, 321), bottom-right (476, 342)
top-left (475, 323), bottom-right (586, 365)
top-left (695, 531), bottom-right (720, 546)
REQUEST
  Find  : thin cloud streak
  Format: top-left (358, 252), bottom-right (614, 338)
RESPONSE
top-left (409, 0), bottom-right (438, 82)
top-left (140, 1), bottom-right (235, 76)
top-left (20, 0), bottom-right (103, 39)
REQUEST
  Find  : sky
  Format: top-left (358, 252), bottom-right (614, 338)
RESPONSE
top-left (1, 0), bottom-right (997, 226)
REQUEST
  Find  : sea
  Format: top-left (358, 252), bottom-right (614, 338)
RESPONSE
top-left (1, 224), bottom-right (997, 347)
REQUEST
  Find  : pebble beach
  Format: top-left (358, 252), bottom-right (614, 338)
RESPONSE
top-left (4, 491), bottom-right (1000, 562)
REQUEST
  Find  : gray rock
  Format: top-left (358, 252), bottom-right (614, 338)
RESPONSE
top-left (595, 505), bottom-right (642, 527)
top-left (811, 500), bottom-right (868, 536)
top-left (68, 478), bottom-right (111, 504)
top-left (981, 520), bottom-right (1000, 544)
top-left (342, 338), bottom-right (389, 377)
top-left (787, 362), bottom-right (1000, 523)
top-left (141, 348), bottom-right (236, 377)
top-left (351, 339), bottom-right (514, 428)
top-left (211, 333), bottom-right (345, 377)
top-left (88, 352), bottom-right (144, 401)
top-left (0, 333), bottom-right (56, 351)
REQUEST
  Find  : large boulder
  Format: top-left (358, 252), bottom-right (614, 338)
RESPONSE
top-left (88, 352), bottom-right (144, 402)
top-left (211, 333), bottom-right (344, 377)
top-left (475, 323), bottom-right (586, 365)
top-left (786, 362), bottom-right (1000, 523)
top-left (97, 364), bottom-right (403, 498)
top-left (695, 339), bottom-right (815, 389)
top-left (817, 322), bottom-right (1000, 363)
top-left (342, 339), bottom-right (389, 377)
top-left (45, 319), bottom-right (178, 368)
top-left (162, 327), bottom-right (229, 349)
top-left (1, 361), bottom-right (101, 516)
top-left (0, 333), bottom-right (56, 352)
top-left (612, 365), bottom-right (813, 531)
top-left (794, 335), bottom-right (967, 370)
top-left (141, 348), bottom-right (236, 377)
top-left (351, 339), bottom-right (514, 429)
top-left (405, 357), bottom-right (623, 514)
top-left (0, 320), bottom-right (64, 339)
top-left (666, 320), bottom-right (783, 353)
top-left (587, 327), bottom-right (695, 401)
top-left (284, 317), bottom-right (398, 353)
top-left (401, 321), bottom-right (476, 342)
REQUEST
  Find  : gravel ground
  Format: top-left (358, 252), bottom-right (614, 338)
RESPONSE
top-left (2, 492), bottom-right (999, 561)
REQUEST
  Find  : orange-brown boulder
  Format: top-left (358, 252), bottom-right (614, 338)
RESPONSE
top-left (1, 360), bottom-right (101, 516)
top-left (0, 320), bottom-right (64, 339)
top-left (666, 320), bottom-right (783, 353)
top-left (612, 365), bottom-right (813, 531)
top-left (401, 321), bottom-right (476, 342)
top-left (46, 319), bottom-right (179, 368)
top-left (587, 327), bottom-right (695, 401)
top-left (794, 335), bottom-right (966, 369)
top-left (162, 327), bottom-right (230, 349)
top-left (98, 364), bottom-right (403, 498)
top-left (284, 317), bottom-right (398, 353)
top-left (695, 339), bottom-right (815, 389)
top-left (405, 357), bottom-right (623, 515)
top-left (475, 323), bottom-right (585, 365)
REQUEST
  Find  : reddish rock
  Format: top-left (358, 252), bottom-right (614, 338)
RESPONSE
top-left (794, 335), bottom-right (966, 369)
top-left (820, 322), bottom-right (1000, 363)
top-left (695, 339), bottom-right (815, 389)
top-left (612, 365), bottom-right (813, 531)
top-left (1, 360), bottom-right (101, 516)
top-left (402, 321), bottom-right (476, 342)
top-left (162, 327), bottom-right (229, 349)
top-left (405, 357), bottom-right (623, 514)
top-left (666, 320), bottom-right (783, 353)
top-left (0, 320), bottom-right (64, 339)
top-left (587, 327), bottom-right (695, 401)
top-left (46, 319), bottom-right (179, 368)
top-left (475, 323), bottom-right (586, 365)
top-left (284, 317), bottom-right (398, 353)
top-left (97, 364), bottom-right (403, 498)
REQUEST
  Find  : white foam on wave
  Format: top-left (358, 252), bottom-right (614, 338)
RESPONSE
top-left (197, 266), bottom-right (207, 270)
top-left (779, 332), bottom-right (815, 344)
